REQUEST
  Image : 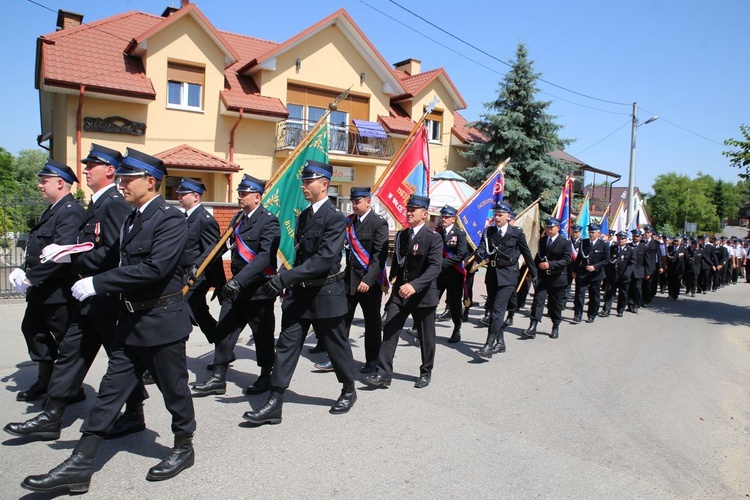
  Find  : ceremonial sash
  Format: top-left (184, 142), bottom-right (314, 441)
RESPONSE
top-left (441, 230), bottom-right (468, 300)
top-left (234, 223), bottom-right (277, 277)
top-left (346, 215), bottom-right (388, 288)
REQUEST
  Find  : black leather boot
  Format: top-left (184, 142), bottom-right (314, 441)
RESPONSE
top-left (550, 323), bottom-right (560, 339)
top-left (448, 327), bottom-right (461, 343)
top-left (242, 387), bottom-right (284, 425)
top-left (191, 364), bottom-right (227, 396)
top-left (502, 311), bottom-right (515, 329)
top-left (330, 383), bottom-right (357, 414)
top-left (476, 333), bottom-right (497, 358)
top-left (21, 433), bottom-right (102, 494)
top-left (245, 369), bottom-right (272, 395)
top-left (492, 329), bottom-right (507, 354)
top-left (146, 434), bottom-right (195, 481)
top-left (17, 361), bottom-right (53, 402)
top-left (523, 320), bottom-right (538, 339)
top-left (105, 402), bottom-right (145, 439)
top-left (461, 306), bottom-right (469, 322)
top-left (4, 397), bottom-right (66, 440)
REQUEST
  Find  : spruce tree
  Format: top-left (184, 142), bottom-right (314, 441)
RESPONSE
top-left (461, 43), bottom-right (570, 214)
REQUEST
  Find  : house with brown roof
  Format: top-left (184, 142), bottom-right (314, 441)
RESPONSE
top-left (35, 2), bottom-right (482, 207)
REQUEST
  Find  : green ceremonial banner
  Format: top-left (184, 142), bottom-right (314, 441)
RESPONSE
top-left (262, 122), bottom-right (329, 269)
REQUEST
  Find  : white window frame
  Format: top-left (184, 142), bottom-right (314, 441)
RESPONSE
top-left (167, 81), bottom-right (203, 113)
top-left (425, 118), bottom-right (441, 144)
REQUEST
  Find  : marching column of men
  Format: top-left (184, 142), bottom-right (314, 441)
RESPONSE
top-left (6, 145), bottom-right (147, 442)
top-left (6, 151), bottom-right (748, 494)
top-left (20, 149), bottom-right (197, 494)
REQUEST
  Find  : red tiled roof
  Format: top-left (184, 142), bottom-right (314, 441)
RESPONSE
top-left (394, 68), bottom-right (467, 109)
top-left (38, 11), bottom-right (160, 98)
top-left (452, 112), bottom-right (488, 143)
top-left (378, 104), bottom-right (414, 135)
top-left (583, 185), bottom-right (642, 215)
top-left (125, 4), bottom-right (239, 65)
top-left (155, 144), bottom-right (240, 172)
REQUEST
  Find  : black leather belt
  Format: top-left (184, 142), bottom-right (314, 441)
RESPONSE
top-left (124, 292), bottom-right (183, 313)
top-left (489, 259), bottom-right (513, 268)
top-left (299, 271), bottom-right (345, 288)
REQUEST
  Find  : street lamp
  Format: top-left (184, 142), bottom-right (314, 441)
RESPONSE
top-left (626, 103), bottom-right (658, 225)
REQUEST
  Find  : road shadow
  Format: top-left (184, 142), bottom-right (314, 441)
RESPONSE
top-left (644, 293), bottom-right (750, 327)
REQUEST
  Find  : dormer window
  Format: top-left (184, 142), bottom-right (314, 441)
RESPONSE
top-left (424, 108), bottom-right (443, 144)
top-left (166, 62), bottom-right (204, 112)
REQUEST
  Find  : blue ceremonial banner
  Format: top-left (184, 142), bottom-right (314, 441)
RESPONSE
top-left (456, 159), bottom-right (507, 249)
top-left (577, 195), bottom-right (591, 239)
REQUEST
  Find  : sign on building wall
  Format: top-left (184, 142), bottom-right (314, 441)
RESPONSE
top-left (331, 165), bottom-right (354, 183)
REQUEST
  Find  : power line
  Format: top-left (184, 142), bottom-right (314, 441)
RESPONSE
top-left (26, 0), bottom-right (133, 44)
top-left (572, 119), bottom-right (631, 156)
top-left (640, 107), bottom-right (726, 147)
top-left (386, 0), bottom-right (632, 107)
top-left (357, 0), bottom-right (628, 117)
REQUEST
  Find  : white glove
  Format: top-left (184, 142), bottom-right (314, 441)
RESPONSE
top-left (71, 277), bottom-right (96, 301)
top-left (9, 269), bottom-right (30, 294)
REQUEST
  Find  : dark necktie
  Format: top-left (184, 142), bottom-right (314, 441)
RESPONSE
top-left (129, 211), bottom-right (140, 233)
top-left (87, 199), bottom-right (94, 212)
top-left (409, 228), bottom-right (415, 240)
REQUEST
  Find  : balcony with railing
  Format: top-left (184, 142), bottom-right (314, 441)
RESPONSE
top-left (274, 119), bottom-right (395, 158)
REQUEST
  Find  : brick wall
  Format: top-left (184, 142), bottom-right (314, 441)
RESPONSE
top-left (207, 203), bottom-right (240, 278)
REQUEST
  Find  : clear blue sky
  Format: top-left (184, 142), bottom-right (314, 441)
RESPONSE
top-left (2, 0), bottom-right (746, 194)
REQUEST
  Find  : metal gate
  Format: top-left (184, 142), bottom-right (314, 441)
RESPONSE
top-left (0, 197), bottom-right (48, 298)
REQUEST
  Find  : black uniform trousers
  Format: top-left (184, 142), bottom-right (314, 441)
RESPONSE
top-left (487, 283), bottom-right (515, 341)
top-left (83, 338), bottom-right (195, 437)
top-left (574, 277), bottom-right (603, 320)
top-left (604, 279), bottom-right (630, 314)
top-left (379, 302), bottom-right (436, 379)
top-left (272, 314), bottom-right (355, 388)
top-left (186, 278), bottom-right (217, 343)
top-left (643, 275), bottom-right (656, 304)
top-left (436, 271), bottom-right (464, 329)
top-left (628, 278), bottom-right (643, 309)
top-left (213, 298), bottom-right (275, 369)
top-left (345, 289), bottom-right (382, 363)
top-left (21, 302), bottom-right (74, 363)
top-left (46, 311), bottom-right (147, 406)
top-left (529, 281), bottom-right (566, 325)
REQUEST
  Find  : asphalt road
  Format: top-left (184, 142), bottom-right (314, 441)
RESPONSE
top-left (0, 273), bottom-right (748, 499)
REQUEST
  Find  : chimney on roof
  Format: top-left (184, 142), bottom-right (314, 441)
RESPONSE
top-left (393, 58), bottom-right (421, 76)
top-left (56, 10), bottom-right (83, 31)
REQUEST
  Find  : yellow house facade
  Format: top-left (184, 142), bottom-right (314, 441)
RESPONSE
top-left (36, 3), bottom-right (479, 212)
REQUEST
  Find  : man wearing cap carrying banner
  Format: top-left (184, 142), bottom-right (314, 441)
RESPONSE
top-left (363, 194), bottom-right (443, 389)
top-left (177, 177), bottom-right (226, 344)
top-left (191, 174), bottom-right (280, 397)
top-left (22, 148), bottom-right (196, 494)
top-left (523, 217), bottom-right (571, 339)
top-left (435, 205), bottom-right (468, 344)
top-left (6, 144), bottom-right (147, 442)
top-left (243, 160), bottom-right (357, 425)
top-left (475, 201), bottom-right (537, 358)
top-left (13, 159), bottom-right (84, 402)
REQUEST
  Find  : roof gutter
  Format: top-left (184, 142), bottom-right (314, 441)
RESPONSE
top-left (228, 108), bottom-right (243, 202)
